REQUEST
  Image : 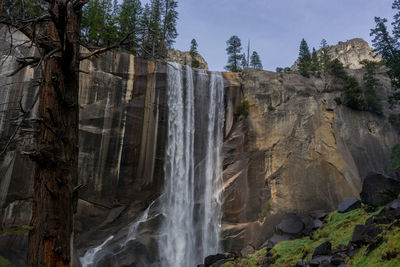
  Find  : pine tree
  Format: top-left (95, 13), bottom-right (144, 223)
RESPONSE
top-left (190, 39), bottom-right (200, 68)
top-left (319, 39), bottom-right (331, 70)
top-left (1, 0), bottom-right (47, 20)
top-left (241, 53), bottom-right (248, 69)
top-left (250, 51), bottom-right (263, 69)
top-left (298, 38), bottom-right (312, 77)
top-left (190, 39), bottom-right (198, 54)
top-left (140, 3), bottom-right (152, 56)
top-left (82, 0), bottom-right (117, 46)
top-left (159, 0), bottom-right (178, 58)
top-left (361, 60), bottom-right (383, 114)
top-left (119, 0), bottom-right (143, 54)
top-left (310, 48), bottom-right (320, 72)
top-left (225, 35), bottom-right (243, 72)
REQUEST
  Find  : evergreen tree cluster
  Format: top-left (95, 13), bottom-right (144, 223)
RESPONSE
top-left (369, 0), bottom-right (400, 125)
top-left (81, 0), bottom-right (178, 59)
top-left (225, 35), bottom-right (263, 72)
top-left (297, 38), bottom-right (329, 77)
top-left (0, 0), bottom-right (48, 20)
top-left (296, 38), bottom-right (383, 114)
top-left (328, 59), bottom-right (383, 115)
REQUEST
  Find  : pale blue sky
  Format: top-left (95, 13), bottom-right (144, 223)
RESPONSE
top-left (141, 0), bottom-right (395, 71)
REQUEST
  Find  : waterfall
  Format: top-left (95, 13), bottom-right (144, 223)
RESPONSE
top-left (159, 63), bottom-right (225, 266)
top-left (79, 62), bottom-right (225, 267)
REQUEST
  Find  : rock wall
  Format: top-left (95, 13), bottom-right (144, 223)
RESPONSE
top-left (221, 67), bottom-right (400, 251)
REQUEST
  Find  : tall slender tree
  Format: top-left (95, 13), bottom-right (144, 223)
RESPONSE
top-left (225, 35), bottom-right (243, 72)
top-left (119, 0), bottom-right (143, 54)
top-left (319, 39), bottom-right (331, 70)
top-left (159, 0), bottom-right (178, 58)
top-left (190, 38), bottom-right (200, 68)
top-left (250, 51), bottom-right (263, 70)
top-left (298, 38), bottom-right (312, 77)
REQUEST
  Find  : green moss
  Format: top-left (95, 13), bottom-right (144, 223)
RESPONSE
top-left (0, 256), bottom-right (13, 267)
top-left (271, 207), bottom-right (382, 266)
top-left (0, 227), bottom-right (29, 235)
top-left (272, 238), bottom-right (313, 267)
top-left (349, 226), bottom-right (400, 267)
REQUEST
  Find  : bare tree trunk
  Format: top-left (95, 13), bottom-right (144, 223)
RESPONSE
top-left (27, 1), bottom-right (82, 266)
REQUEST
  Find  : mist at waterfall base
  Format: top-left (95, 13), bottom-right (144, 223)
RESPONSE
top-left (80, 63), bottom-right (225, 267)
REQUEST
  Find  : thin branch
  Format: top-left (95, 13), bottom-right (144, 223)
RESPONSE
top-left (79, 33), bottom-right (132, 61)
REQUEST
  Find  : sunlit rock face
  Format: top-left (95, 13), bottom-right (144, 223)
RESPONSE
top-left (292, 38), bottom-right (381, 70)
top-left (220, 67), bottom-right (400, 251)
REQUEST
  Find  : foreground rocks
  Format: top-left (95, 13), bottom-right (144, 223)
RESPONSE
top-left (360, 172), bottom-right (400, 207)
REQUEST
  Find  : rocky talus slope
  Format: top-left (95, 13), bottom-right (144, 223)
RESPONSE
top-left (0, 26), bottom-right (399, 266)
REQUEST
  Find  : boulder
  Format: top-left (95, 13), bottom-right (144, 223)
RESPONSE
top-left (268, 234), bottom-right (291, 246)
top-left (330, 253), bottom-right (346, 265)
top-left (351, 224), bottom-right (382, 245)
top-left (312, 219), bottom-right (323, 230)
top-left (389, 199), bottom-right (400, 210)
top-left (309, 210), bottom-right (328, 220)
top-left (312, 241), bottom-right (332, 258)
top-left (309, 255), bottom-right (332, 266)
top-left (240, 245), bottom-right (255, 258)
top-left (276, 213), bottom-right (305, 236)
top-left (337, 197), bottom-right (361, 213)
top-left (360, 173), bottom-right (400, 207)
top-left (204, 253), bottom-right (236, 267)
top-left (204, 254), bottom-right (226, 267)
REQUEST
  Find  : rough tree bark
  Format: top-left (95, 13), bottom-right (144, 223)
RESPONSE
top-left (26, 1), bottom-right (86, 266)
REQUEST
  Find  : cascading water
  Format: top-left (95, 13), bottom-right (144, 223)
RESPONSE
top-left (79, 62), bottom-right (225, 267)
top-left (158, 63), bottom-right (225, 266)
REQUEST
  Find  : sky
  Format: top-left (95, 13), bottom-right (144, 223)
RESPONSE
top-left (140, 0), bottom-right (396, 71)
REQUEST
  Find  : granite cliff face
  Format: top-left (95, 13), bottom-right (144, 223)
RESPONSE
top-left (220, 67), bottom-right (399, 251)
top-left (0, 27), bottom-right (399, 266)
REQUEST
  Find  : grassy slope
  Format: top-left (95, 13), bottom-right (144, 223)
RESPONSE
top-left (222, 206), bottom-right (400, 267)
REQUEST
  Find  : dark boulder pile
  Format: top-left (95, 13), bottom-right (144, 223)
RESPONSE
top-left (202, 172), bottom-right (400, 267)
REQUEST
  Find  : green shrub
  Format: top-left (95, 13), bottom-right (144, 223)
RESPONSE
top-left (334, 97), bottom-right (342, 105)
top-left (389, 144), bottom-right (400, 172)
top-left (389, 113), bottom-right (400, 129)
top-left (235, 100), bottom-right (250, 117)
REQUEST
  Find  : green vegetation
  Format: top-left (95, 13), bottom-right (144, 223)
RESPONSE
top-left (80, 0), bottom-right (178, 58)
top-left (222, 248), bottom-right (268, 267)
top-left (0, 0), bottom-right (48, 19)
top-left (190, 39), bottom-right (200, 68)
top-left (389, 144), bottom-right (400, 171)
top-left (298, 39), bottom-right (312, 77)
top-left (272, 207), bottom-right (379, 267)
top-left (0, 226), bottom-right (30, 235)
top-left (349, 226), bottom-right (400, 267)
top-left (370, 1), bottom-right (400, 108)
top-left (327, 59), bottom-right (383, 114)
top-left (250, 51), bottom-right (263, 70)
top-left (0, 256), bottom-right (13, 267)
top-left (225, 36), bottom-right (244, 72)
top-left (389, 113), bottom-right (400, 129)
top-left (226, 206), bottom-right (392, 267)
top-left (235, 100), bottom-right (250, 118)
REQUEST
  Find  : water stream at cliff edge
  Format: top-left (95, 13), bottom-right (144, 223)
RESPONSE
top-left (158, 63), bottom-right (225, 267)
